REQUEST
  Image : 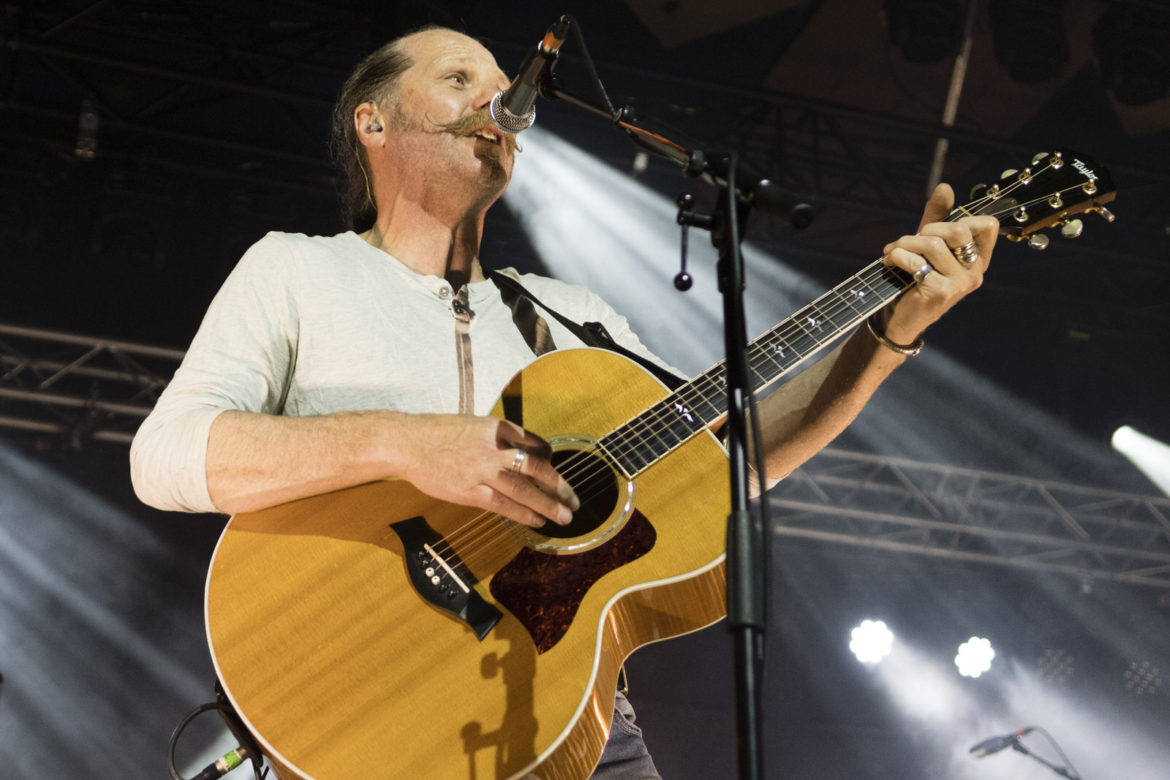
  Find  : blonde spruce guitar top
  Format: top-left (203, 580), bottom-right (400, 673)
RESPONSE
top-left (206, 150), bottom-right (1116, 778)
top-left (207, 348), bottom-right (730, 779)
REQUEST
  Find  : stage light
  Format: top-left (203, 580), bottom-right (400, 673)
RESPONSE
top-left (884, 0), bottom-right (963, 63)
top-left (955, 636), bottom-right (995, 678)
top-left (1124, 660), bottom-right (1162, 697)
top-left (849, 619), bottom-right (894, 664)
top-left (1111, 425), bottom-right (1170, 497)
top-left (988, 0), bottom-right (1069, 83)
top-left (1036, 648), bottom-right (1075, 686)
top-left (1093, 3), bottom-right (1170, 106)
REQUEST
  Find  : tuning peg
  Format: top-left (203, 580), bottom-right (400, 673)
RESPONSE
top-left (1060, 219), bottom-right (1084, 238)
top-left (1028, 233), bottom-right (1050, 250)
top-left (1092, 206), bottom-right (1116, 222)
top-left (1032, 152), bottom-right (1049, 165)
top-left (970, 183), bottom-right (987, 200)
top-left (1001, 168), bottom-right (1018, 179)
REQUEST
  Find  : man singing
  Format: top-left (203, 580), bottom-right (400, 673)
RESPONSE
top-left (132, 26), bottom-right (996, 779)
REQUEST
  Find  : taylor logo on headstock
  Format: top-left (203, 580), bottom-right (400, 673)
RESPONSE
top-left (962, 149), bottom-right (1116, 251)
top-left (1072, 158), bottom-right (1098, 182)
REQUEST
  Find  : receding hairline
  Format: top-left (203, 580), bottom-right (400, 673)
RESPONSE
top-left (395, 26), bottom-right (489, 54)
top-left (390, 27), bottom-right (510, 85)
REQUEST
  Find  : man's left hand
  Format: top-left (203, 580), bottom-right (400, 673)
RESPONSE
top-left (878, 183), bottom-right (999, 346)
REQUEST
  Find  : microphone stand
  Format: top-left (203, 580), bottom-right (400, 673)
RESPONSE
top-left (543, 79), bottom-right (813, 229)
top-left (711, 151), bottom-right (767, 780)
top-left (540, 77), bottom-right (813, 780)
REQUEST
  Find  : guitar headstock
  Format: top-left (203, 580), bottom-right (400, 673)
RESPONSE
top-left (955, 149), bottom-right (1117, 250)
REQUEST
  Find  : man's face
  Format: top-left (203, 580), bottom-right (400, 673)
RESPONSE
top-left (382, 29), bottom-right (517, 196)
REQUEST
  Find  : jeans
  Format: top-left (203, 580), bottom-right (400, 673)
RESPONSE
top-left (590, 691), bottom-right (661, 779)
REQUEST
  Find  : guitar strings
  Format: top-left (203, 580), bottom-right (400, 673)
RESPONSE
top-left (576, 168), bottom-right (1088, 499)
top-left (429, 165), bottom-right (1084, 570)
top-left (426, 166), bottom-right (1076, 571)
top-left (427, 270), bottom-right (908, 570)
top-left (601, 164), bottom-right (1086, 469)
top-left (427, 210), bottom-right (1071, 582)
top-left (422, 161), bottom-right (1087, 577)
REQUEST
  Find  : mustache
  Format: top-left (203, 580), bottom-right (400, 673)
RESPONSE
top-left (431, 109), bottom-right (520, 153)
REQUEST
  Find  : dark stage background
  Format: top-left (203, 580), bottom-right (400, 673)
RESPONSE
top-left (1, 2), bottom-right (1168, 778)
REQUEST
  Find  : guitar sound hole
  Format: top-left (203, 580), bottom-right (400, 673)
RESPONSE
top-left (538, 448), bottom-right (620, 539)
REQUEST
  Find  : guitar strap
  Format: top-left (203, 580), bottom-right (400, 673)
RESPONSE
top-left (489, 271), bottom-right (686, 391)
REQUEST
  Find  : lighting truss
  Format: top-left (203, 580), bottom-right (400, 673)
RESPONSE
top-left (774, 448), bottom-right (1170, 588)
top-left (5, 4), bottom-right (1166, 255)
top-left (0, 323), bottom-right (184, 445)
top-left (4, 321), bottom-right (1169, 591)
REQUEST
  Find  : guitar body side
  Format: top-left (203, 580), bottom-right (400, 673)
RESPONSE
top-left (206, 348), bottom-right (730, 779)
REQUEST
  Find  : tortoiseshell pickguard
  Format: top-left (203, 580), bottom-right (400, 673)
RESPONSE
top-left (489, 511), bottom-right (657, 653)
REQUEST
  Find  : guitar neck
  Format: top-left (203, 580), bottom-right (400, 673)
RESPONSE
top-left (600, 259), bottom-right (913, 478)
top-left (597, 147), bottom-right (1117, 478)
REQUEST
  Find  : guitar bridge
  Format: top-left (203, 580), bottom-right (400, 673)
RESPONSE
top-left (389, 516), bottom-right (502, 640)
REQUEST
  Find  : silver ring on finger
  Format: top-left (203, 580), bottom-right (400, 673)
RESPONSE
top-left (510, 449), bottom-right (527, 475)
top-left (913, 263), bottom-right (933, 284)
top-left (951, 240), bottom-right (978, 265)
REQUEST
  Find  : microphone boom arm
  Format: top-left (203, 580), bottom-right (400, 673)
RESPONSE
top-left (539, 79), bottom-right (813, 230)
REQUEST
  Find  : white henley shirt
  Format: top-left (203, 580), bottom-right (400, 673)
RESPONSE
top-left (130, 230), bottom-right (674, 514)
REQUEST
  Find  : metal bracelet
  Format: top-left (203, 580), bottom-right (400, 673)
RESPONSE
top-left (866, 313), bottom-right (924, 356)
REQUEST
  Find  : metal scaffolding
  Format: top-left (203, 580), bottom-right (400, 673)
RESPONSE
top-left (5, 3), bottom-right (1165, 252)
top-left (0, 322), bottom-right (183, 445)
top-left (3, 321), bottom-right (1168, 589)
top-left (775, 448), bottom-right (1170, 588)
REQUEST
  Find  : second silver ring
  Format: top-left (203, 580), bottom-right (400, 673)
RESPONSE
top-left (951, 240), bottom-right (979, 265)
top-left (913, 263), bottom-right (933, 284)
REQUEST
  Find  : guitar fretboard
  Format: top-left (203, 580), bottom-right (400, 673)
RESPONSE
top-left (598, 260), bottom-right (913, 477)
top-left (595, 148), bottom-right (1114, 478)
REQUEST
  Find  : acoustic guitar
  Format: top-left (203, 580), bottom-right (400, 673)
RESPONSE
top-left (205, 150), bottom-right (1114, 779)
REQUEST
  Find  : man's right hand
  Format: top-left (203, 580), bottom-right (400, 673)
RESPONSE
top-left (203, 409), bottom-right (578, 523)
top-left (394, 414), bottom-right (580, 529)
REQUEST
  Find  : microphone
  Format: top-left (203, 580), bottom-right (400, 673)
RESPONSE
top-left (969, 727), bottom-right (1034, 757)
top-left (490, 17), bottom-right (572, 133)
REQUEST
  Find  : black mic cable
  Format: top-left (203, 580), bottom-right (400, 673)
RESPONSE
top-left (168, 699), bottom-right (265, 780)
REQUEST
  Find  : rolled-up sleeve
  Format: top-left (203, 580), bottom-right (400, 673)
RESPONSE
top-left (130, 234), bottom-right (299, 513)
